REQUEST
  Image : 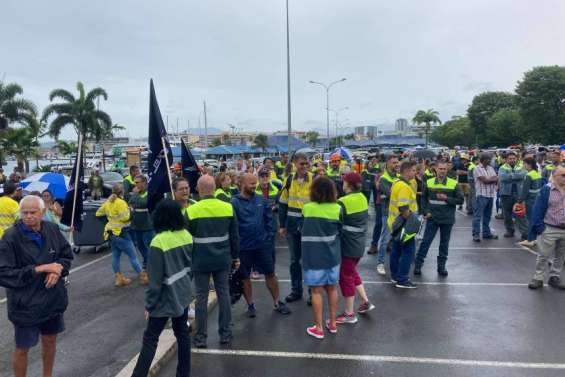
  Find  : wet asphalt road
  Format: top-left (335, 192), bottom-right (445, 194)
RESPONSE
top-left (0, 245), bottom-right (149, 377)
top-left (158, 211), bottom-right (565, 377)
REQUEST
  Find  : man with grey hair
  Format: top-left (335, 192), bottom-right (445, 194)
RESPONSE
top-left (528, 166), bottom-right (565, 289)
top-left (0, 194), bottom-right (73, 377)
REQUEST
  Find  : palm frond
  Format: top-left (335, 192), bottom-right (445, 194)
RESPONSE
top-left (48, 115), bottom-right (76, 139)
top-left (86, 87), bottom-right (108, 104)
top-left (48, 88), bottom-right (75, 103)
top-left (76, 82), bottom-right (86, 102)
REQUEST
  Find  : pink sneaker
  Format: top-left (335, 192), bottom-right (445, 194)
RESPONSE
top-left (325, 319), bottom-right (338, 334)
top-left (306, 325), bottom-right (324, 339)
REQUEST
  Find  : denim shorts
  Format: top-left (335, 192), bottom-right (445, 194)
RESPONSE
top-left (14, 314), bottom-right (65, 349)
top-left (304, 265), bottom-right (340, 286)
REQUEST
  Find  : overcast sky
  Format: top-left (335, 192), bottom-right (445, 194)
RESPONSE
top-left (2, 0), bottom-right (565, 140)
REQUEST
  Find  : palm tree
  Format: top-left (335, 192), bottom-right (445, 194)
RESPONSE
top-left (56, 140), bottom-right (77, 165)
top-left (304, 131), bottom-right (320, 147)
top-left (253, 133), bottom-right (269, 153)
top-left (1, 127), bottom-right (39, 173)
top-left (412, 109), bottom-right (442, 148)
top-left (42, 82), bottom-right (112, 140)
top-left (0, 82), bottom-right (38, 166)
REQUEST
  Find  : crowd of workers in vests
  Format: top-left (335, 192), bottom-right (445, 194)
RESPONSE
top-left (1, 146), bottom-right (565, 376)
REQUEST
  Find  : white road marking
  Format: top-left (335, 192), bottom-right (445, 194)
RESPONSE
top-left (0, 253), bottom-right (111, 305)
top-left (193, 348), bottom-right (565, 370)
top-left (263, 279), bottom-right (527, 287)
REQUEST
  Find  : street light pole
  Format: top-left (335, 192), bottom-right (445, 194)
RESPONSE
top-left (285, 0), bottom-right (292, 155)
top-left (309, 78), bottom-right (346, 150)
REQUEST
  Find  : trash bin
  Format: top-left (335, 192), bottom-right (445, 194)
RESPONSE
top-left (72, 200), bottom-right (108, 253)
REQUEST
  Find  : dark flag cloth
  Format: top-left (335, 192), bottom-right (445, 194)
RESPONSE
top-left (181, 138), bottom-right (201, 195)
top-left (61, 138), bottom-right (85, 231)
top-left (147, 79), bottom-right (173, 212)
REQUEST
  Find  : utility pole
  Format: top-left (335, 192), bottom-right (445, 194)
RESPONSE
top-left (286, 0), bottom-right (292, 155)
top-left (203, 101), bottom-right (208, 153)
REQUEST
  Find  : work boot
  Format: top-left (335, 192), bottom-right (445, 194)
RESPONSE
top-left (115, 272), bottom-right (132, 287)
top-left (413, 264), bottom-right (422, 276)
top-left (138, 271), bottom-right (149, 286)
top-left (437, 258), bottom-right (448, 277)
top-left (548, 276), bottom-right (565, 290)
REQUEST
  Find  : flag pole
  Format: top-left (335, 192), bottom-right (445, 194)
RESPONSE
top-left (69, 133), bottom-right (83, 247)
top-left (161, 136), bottom-right (175, 198)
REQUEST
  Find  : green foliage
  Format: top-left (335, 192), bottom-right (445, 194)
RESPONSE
top-left (253, 133), bottom-right (269, 151)
top-left (1, 127), bottom-right (39, 172)
top-left (304, 131), bottom-right (320, 147)
top-left (42, 82), bottom-right (112, 140)
top-left (412, 109), bottom-right (441, 147)
top-left (430, 117), bottom-right (474, 148)
top-left (516, 66), bottom-right (565, 144)
top-left (467, 91), bottom-right (516, 146)
top-left (34, 164), bottom-right (53, 173)
top-left (0, 82), bottom-right (37, 126)
top-left (485, 110), bottom-right (524, 147)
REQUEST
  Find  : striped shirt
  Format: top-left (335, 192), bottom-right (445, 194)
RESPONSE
top-left (473, 164), bottom-right (497, 198)
top-left (544, 186), bottom-right (565, 228)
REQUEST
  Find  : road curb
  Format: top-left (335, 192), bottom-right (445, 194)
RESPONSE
top-left (115, 292), bottom-right (218, 377)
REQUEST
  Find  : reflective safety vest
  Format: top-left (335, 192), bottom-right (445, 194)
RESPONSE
top-left (524, 170), bottom-right (543, 201)
top-left (468, 162), bottom-right (477, 182)
top-left (96, 197), bottom-right (131, 239)
top-left (256, 181), bottom-right (279, 203)
top-left (279, 172), bottom-right (313, 232)
top-left (387, 178), bottom-right (418, 231)
top-left (338, 192), bottom-right (369, 258)
top-left (426, 177), bottom-right (458, 202)
top-left (0, 196), bottom-right (19, 239)
top-left (214, 188), bottom-right (232, 203)
top-left (423, 169), bottom-right (435, 181)
top-left (301, 202), bottom-right (342, 270)
top-left (186, 197), bottom-right (237, 272)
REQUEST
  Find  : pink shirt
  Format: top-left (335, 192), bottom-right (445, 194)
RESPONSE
top-left (544, 186), bottom-right (565, 228)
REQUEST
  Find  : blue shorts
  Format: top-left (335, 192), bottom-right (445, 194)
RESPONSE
top-left (14, 314), bottom-right (65, 349)
top-left (239, 247), bottom-right (275, 278)
top-left (304, 266), bottom-right (340, 286)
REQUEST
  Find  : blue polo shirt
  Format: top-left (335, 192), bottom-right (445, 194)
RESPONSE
top-left (231, 193), bottom-right (274, 251)
top-left (17, 221), bottom-right (44, 249)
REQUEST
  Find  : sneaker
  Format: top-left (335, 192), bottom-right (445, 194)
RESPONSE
top-left (285, 293), bottom-right (302, 303)
top-left (528, 279), bottom-right (543, 290)
top-left (483, 234), bottom-right (498, 240)
top-left (518, 240), bottom-right (536, 248)
top-left (336, 312), bottom-right (358, 324)
top-left (246, 303), bottom-right (257, 318)
top-left (357, 301), bottom-right (375, 314)
top-left (376, 263), bottom-right (386, 276)
top-left (219, 335), bottom-right (232, 345)
top-left (495, 213), bottom-right (504, 220)
top-left (274, 301), bottom-right (291, 315)
top-left (390, 278), bottom-right (398, 284)
top-left (437, 268), bottom-right (448, 277)
top-left (473, 236), bottom-right (481, 243)
top-left (548, 276), bottom-right (565, 290)
top-left (306, 325), bottom-right (324, 339)
top-left (325, 319), bottom-right (338, 333)
top-left (395, 281), bottom-right (417, 289)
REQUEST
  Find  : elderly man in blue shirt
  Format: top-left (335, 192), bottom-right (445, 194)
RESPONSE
top-left (231, 173), bottom-right (291, 317)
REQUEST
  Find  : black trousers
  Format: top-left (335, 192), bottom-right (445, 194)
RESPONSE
top-left (132, 308), bottom-right (191, 377)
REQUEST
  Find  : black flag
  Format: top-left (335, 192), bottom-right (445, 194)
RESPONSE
top-left (61, 136), bottom-right (85, 230)
top-left (147, 79), bottom-right (173, 212)
top-left (181, 138), bottom-right (201, 195)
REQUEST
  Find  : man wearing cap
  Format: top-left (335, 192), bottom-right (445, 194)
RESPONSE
top-left (327, 154), bottom-right (344, 197)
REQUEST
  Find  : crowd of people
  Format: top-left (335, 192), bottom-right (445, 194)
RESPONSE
top-left (1, 146), bottom-right (565, 376)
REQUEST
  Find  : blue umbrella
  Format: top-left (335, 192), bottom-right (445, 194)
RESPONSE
top-left (332, 147), bottom-right (353, 161)
top-left (21, 173), bottom-right (70, 199)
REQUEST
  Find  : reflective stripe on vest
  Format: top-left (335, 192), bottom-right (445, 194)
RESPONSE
top-left (164, 267), bottom-right (190, 285)
top-left (428, 200), bottom-right (447, 205)
top-left (287, 211), bottom-right (302, 217)
top-left (342, 225), bottom-right (364, 233)
top-left (302, 234), bottom-right (337, 242)
top-left (192, 234), bottom-right (229, 244)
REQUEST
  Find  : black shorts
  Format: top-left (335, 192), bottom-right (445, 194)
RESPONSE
top-left (239, 248), bottom-right (275, 278)
top-left (14, 314), bottom-right (65, 349)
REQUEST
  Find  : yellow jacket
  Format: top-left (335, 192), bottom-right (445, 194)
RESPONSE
top-left (387, 178), bottom-right (418, 231)
top-left (96, 196), bottom-right (131, 239)
top-left (0, 196), bottom-right (19, 239)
